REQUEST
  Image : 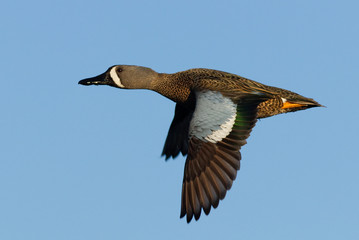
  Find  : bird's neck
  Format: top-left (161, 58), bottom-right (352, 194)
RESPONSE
top-left (151, 73), bottom-right (192, 103)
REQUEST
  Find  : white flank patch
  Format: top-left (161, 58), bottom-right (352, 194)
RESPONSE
top-left (189, 91), bottom-right (237, 143)
top-left (109, 67), bottom-right (125, 88)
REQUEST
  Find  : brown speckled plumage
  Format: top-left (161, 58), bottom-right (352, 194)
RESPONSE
top-left (79, 65), bottom-right (322, 223)
top-left (152, 68), bottom-right (320, 118)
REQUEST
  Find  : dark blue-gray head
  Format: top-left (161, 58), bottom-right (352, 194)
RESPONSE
top-left (78, 65), bottom-right (158, 90)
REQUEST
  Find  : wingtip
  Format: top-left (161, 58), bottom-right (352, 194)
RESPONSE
top-left (308, 102), bottom-right (325, 108)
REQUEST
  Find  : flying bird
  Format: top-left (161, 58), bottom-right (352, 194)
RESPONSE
top-left (79, 65), bottom-right (321, 223)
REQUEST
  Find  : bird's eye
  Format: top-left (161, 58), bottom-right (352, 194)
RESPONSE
top-left (116, 68), bottom-right (122, 73)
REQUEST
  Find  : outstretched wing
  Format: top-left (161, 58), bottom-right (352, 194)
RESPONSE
top-left (162, 103), bottom-right (194, 160)
top-left (180, 90), bottom-right (268, 222)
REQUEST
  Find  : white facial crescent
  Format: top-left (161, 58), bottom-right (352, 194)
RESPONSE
top-left (110, 67), bottom-right (125, 88)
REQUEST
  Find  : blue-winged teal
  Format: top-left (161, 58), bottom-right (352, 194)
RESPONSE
top-left (79, 65), bottom-right (322, 223)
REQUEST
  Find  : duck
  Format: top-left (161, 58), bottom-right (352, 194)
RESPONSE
top-left (78, 65), bottom-right (322, 223)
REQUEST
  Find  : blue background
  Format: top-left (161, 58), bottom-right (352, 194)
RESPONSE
top-left (1, 0), bottom-right (358, 239)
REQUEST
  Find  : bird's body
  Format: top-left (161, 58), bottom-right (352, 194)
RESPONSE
top-left (79, 65), bottom-right (321, 222)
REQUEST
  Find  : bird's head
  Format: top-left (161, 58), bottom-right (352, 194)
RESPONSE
top-left (78, 65), bottom-right (158, 90)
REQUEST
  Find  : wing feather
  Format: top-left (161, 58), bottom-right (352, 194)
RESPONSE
top-left (180, 91), bottom-right (268, 222)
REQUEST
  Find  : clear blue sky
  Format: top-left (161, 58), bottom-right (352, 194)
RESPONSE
top-left (1, 0), bottom-right (358, 239)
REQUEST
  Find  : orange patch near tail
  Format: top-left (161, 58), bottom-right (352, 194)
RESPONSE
top-left (281, 101), bottom-right (306, 109)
